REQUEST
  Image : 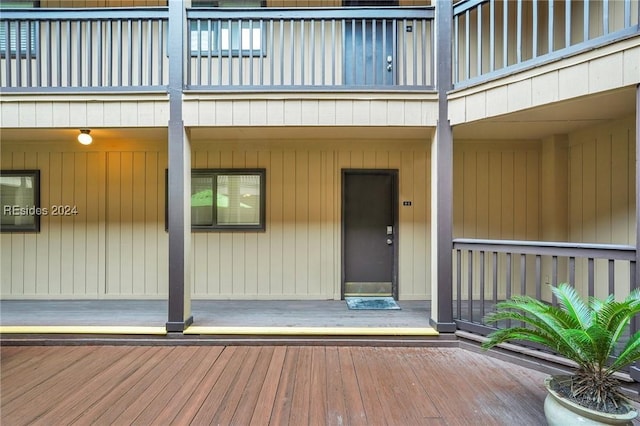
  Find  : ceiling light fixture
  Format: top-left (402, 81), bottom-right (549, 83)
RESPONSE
top-left (77, 129), bottom-right (93, 145)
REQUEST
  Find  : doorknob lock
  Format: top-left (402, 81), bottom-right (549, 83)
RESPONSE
top-left (386, 238), bottom-right (393, 245)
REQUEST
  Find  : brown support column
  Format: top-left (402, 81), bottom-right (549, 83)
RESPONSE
top-left (166, 0), bottom-right (193, 332)
top-left (429, 0), bottom-right (456, 332)
top-left (636, 83), bottom-right (640, 293)
top-left (631, 83), bottom-right (640, 381)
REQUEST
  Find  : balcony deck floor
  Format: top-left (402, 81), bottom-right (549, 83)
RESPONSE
top-left (0, 299), bottom-right (431, 328)
top-left (1, 345), bottom-right (550, 426)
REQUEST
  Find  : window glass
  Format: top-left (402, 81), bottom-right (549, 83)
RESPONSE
top-left (0, 170), bottom-right (40, 232)
top-left (216, 174), bottom-right (261, 226)
top-left (190, 0), bottom-right (263, 56)
top-left (168, 169), bottom-right (266, 231)
top-left (0, 1), bottom-right (38, 57)
top-left (191, 175), bottom-right (214, 226)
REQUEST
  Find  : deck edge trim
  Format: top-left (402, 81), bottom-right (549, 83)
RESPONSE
top-left (183, 326), bottom-right (439, 336)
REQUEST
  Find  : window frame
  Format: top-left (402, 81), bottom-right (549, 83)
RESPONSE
top-left (0, 169), bottom-right (41, 233)
top-left (166, 168), bottom-right (266, 232)
top-left (0, 1), bottom-right (39, 58)
top-left (189, 0), bottom-right (266, 58)
top-left (190, 19), bottom-right (265, 57)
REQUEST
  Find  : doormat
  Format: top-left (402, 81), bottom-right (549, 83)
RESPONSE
top-left (345, 297), bottom-right (400, 310)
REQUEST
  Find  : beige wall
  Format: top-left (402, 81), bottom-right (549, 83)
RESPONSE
top-left (568, 115), bottom-right (637, 299)
top-left (0, 140), bottom-right (168, 299)
top-left (0, 136), bottom-right (433, 300)
top-left (1, 148), bottom-right (108, 298)
top-left (190, 139), bottom-right (432, 300)
top-left (1, 115), bottom-right (635, 300)
top-left (568, 116), bottom-right (636, 246)
top-left (452, 139), bottom-right (542, 300)
top-left (453, 140), bottom-right (541, 241)
top-left (453, 116), bottom-right (637, 301)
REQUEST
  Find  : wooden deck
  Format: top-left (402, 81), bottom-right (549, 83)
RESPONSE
top-left (1, 345), bottom-right (549, 425)
top-left (0, 300), bottom-right (432, 328)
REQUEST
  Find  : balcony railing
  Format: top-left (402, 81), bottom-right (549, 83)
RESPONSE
top-left (0, 7), bottom-right (434, 92)
top-left (453, 238), bottom-right (639, 377)
top-left (453, 0), bottom-right (640, 88)
top-left (0, 8), bottom-right (169, 92)
top-left (186, 7), bottom-right (434, 91)
top-left (0, 3), bottom-right (637, 92)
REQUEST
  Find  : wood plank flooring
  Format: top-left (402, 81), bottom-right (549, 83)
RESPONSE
top-left (1, 345), bottom-right (550, 425)
top-left (0, 300), bottom-right (432, 328)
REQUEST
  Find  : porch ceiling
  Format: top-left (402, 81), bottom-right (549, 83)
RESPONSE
top-left (452, 86), bottom-right (637, 140)
top-left (188, 126), bottom-right (434, 141)
top-left (3, 87), bottom-right (634, 143)
top-left (0, 126), bottom-right (433, 144)
top-left (0, 127), bottom-right (168, 144)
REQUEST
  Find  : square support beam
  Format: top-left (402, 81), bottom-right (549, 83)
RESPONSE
top-left (430, 0), bottom-right (456, 333)
top-left (166, 0), bottom-right (193, 332)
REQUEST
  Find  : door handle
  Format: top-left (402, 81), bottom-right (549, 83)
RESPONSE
top-left (386, 55), bottom-right (393, 72)
top-left (386, 238), bottom-right (393, 245)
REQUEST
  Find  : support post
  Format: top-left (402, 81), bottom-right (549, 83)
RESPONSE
top-left (636, 83), bottom-right (640, 293)
top-left (631, 84), bottom-right (640, 381)
top-left (430, 0), bottom-right (456, 333)
top-left (166, 0), bottom-right (193, 332)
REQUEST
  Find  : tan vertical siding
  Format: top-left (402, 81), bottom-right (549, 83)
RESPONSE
top-left (568, 116), bottom-right (636, 299)
top-left (187, 140), bottom-right (431, 300)
top-left (569, 117), bottom-right (636, 245)
top-left (1, 148), bottom-right (107, 298)
top-left (105, 149), bottom-right (168, 298)
top-left (8, 134), bottom-right (615, 300)
top-left (453, 141), bottom-right (542, 299)
top-left (454, 141), bottom-right (541, 241)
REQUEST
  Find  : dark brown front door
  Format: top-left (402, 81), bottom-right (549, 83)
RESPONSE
top-left (342, 170), bottom-right (398, 298)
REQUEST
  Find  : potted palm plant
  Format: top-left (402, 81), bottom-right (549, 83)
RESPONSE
top-left (482, 283), bottom-right (640, 425)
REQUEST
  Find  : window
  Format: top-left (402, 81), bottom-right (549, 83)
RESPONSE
top-left (190, 0), bottom-right (264, 57)
top-left (167, 169), bottom-right (266, 231)
top-left (0, 1), bottom-right (38, 58)
top-left (0, 170), bottom-right (40, 232)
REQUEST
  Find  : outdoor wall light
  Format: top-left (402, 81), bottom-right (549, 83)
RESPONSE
top-left (77, 129), bottom-right (92, 145)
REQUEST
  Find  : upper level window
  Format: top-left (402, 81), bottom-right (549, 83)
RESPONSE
top-left (0, 1), bottom-right (38, 58)
top-left (0, 170), bottom-right (41, 233)
top-left (190, 0), bottom-right (264, 57)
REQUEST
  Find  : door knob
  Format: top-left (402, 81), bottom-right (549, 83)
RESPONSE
top-left (386, 55), bottom-right (393, 72)
top-left (386, 238), bottom-right (393, 245)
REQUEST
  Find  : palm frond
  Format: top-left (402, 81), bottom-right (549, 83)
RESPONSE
top-left (482, 327), bottom-right (579, 356)
top-left (483, 282), bottom-right (640, 412)
top-left (608, 330), bottom-right (640, 373)
top-left (552, 283), bottom-right (592, 329)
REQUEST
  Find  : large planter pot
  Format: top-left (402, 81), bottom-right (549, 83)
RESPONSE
top-left (544, 376), bottom-right (638, 426)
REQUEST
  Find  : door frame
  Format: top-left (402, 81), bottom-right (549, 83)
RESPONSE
top-left (341, 169), bottom-right (399, 300)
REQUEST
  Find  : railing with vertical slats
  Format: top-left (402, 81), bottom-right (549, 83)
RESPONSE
top-left (0, 8), bottom-right (168, 92)
top-left (452, 239), bottom-right (638, 377)
top-left (186, 7), bottom-right (435, 91)
top-left (453, 239), bottom-right (637, 330)
top-left (452, 0), bottom-right (640, 88)
top-left (2, 3), bottom-right (636, 91)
